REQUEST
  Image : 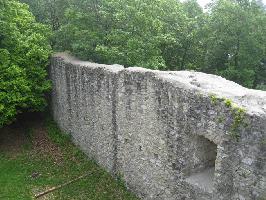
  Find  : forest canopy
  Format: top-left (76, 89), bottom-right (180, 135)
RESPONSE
top-left (21, 0), bottom-right (266, 90)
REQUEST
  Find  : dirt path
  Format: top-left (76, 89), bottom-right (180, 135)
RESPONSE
top-left (32, 124), bottom-right (64, 164)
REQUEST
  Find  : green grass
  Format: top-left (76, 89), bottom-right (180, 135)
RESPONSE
top-left (0, 116), bottom-right (138, 200)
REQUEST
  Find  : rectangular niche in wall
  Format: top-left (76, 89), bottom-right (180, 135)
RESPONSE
top-left (185, 135), bottom-right (217, 193)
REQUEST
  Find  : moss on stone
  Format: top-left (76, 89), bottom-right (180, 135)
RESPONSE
top-left (224, 98), bottom-right (233, 107)
top-left (229, 106), bottom-right (246, 141)
top-left (210, 96), bottom-right (248, 141)
top-left (210, 94), bottom-right (218, 105)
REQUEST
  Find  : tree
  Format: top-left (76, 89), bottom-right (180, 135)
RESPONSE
top-left (160, 0), bottom-right (206, 70)
top-left (22, 0), bottom-right (266, 89)
top-left (55, 0), bottom-right (194, 70)
top-left (204, 0), bottom-right (266, 88)
top-left (0, 0), bottom-right (52, 127)
top-left (20, 0), bottom-right (70, 31)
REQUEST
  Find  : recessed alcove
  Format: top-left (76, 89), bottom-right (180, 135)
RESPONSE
top-left (185, 135), bottom-right (217, 193)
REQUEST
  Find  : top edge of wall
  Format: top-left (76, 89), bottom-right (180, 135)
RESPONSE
top-left (52, 52), bottom-right (266, 116)
top-left (53, 52), bottom-right (125, 73)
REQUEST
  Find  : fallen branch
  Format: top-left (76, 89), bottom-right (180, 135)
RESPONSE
top-left (35, 172), bottom-right (92, 199)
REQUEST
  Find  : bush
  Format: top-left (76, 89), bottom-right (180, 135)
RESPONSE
top-left (0, 0), bottom-right (52, 127)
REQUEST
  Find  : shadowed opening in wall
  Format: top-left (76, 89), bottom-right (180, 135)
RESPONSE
top-left (185, 136), bottom-right (217, 193)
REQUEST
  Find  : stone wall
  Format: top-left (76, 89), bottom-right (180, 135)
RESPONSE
top-left (50, 53), bottom-right (266, 200)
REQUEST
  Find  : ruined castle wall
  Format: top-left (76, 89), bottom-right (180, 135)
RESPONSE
top-left (50, 53), bottom-right (266, 200)
top-left (50, 55), bottom-right (124, 172)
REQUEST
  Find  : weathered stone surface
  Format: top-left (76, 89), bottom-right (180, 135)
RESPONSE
top-left (50, 53), bottom-right (266, 200)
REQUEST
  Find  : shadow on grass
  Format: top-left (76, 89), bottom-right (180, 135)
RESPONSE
top-left (0, 112), bottom-right (139, 200)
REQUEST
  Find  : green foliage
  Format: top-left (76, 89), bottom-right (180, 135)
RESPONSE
top-left (204, 0), bottom-right (266, 88)
top-left (20, 0), bottom-right (71, 31)
top-left (54, 0), bottom-right (189, 69)
top-left (0, 0), bottom-right (52, 127)
top-left (22, 0), bottom-right (266, 89)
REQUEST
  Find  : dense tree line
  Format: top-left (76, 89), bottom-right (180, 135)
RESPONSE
top-left (0, 0), bottom-right (51, 127)
top-left (21, 0), bottom-right (266, 90)
top-left (21, 0), bottom-right (266, 89)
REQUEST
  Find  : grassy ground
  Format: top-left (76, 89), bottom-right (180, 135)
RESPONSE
top-left (0, 113), bottom-right (138, 200)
